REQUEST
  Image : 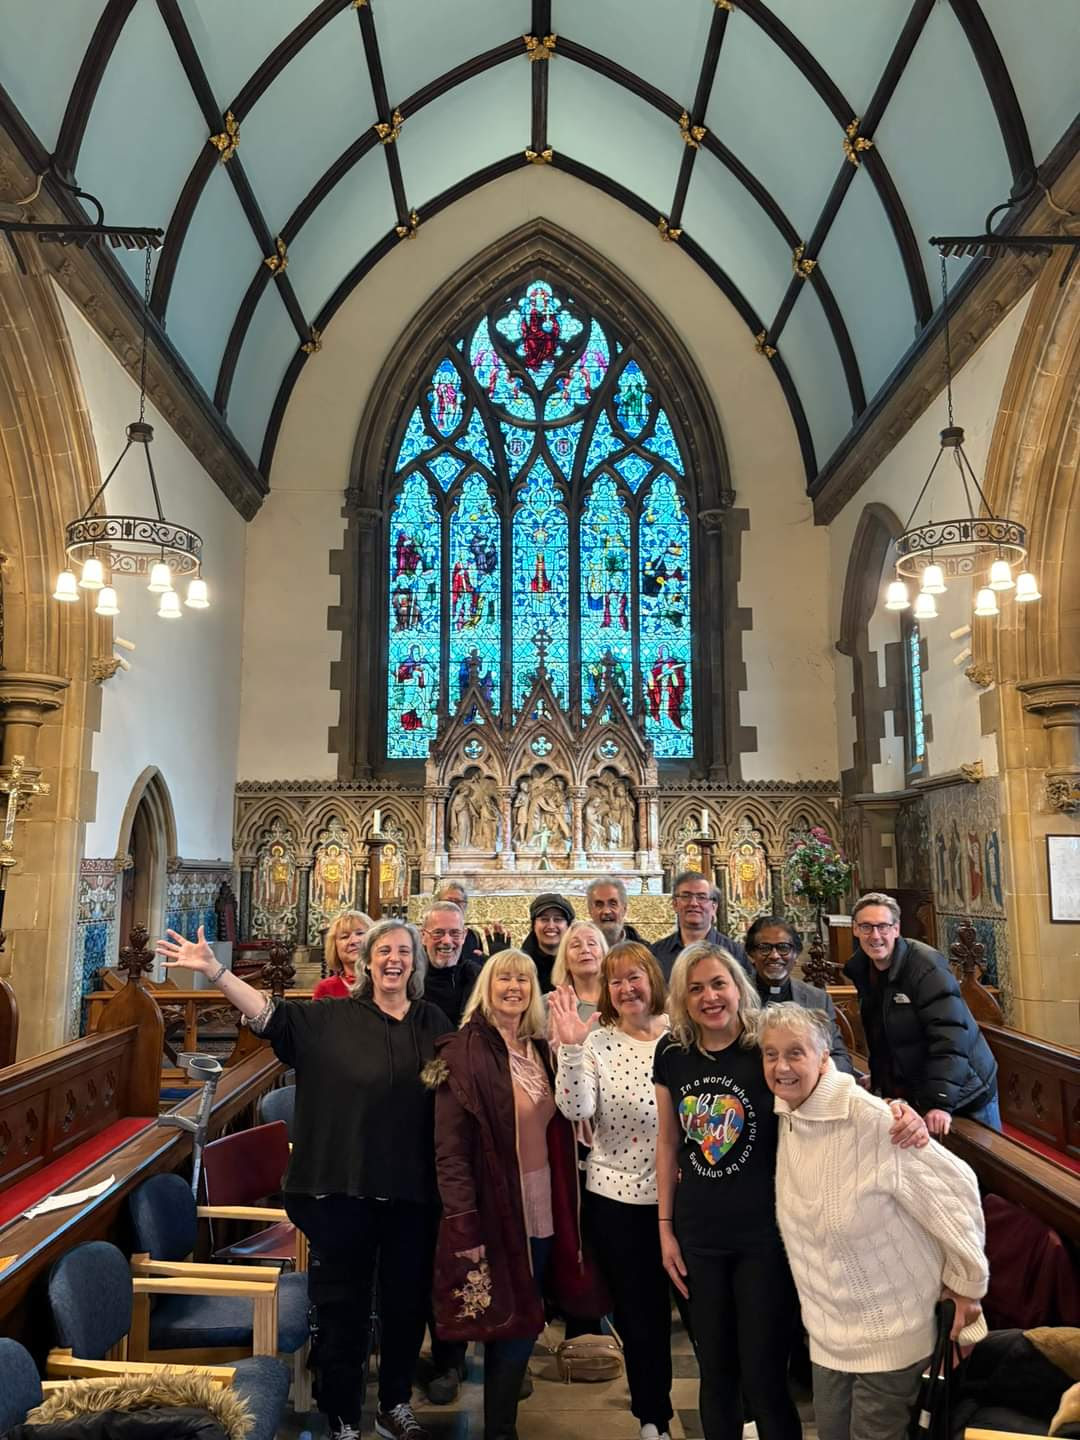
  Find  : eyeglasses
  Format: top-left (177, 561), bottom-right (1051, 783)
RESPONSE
top-left (854, 921), bottom-right (896, 935)
top-left (749, 942), bottom-right (796, 957)
top-left (674, 892), bottom-right (713, 903)
top-left (424, 928), bottom-right (464, 941)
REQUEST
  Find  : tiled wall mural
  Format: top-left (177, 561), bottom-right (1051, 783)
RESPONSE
top-left (71, 859), bottom-right (119, 1038)
top-left (165, 864), bottom-right (230, 941)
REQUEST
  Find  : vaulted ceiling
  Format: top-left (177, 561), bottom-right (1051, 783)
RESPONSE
top-left (1, 0), bottom-right (1076, 499)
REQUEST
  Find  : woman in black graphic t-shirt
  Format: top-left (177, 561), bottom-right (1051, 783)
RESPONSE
top-left (653, 941), bottom-right (800, 1440)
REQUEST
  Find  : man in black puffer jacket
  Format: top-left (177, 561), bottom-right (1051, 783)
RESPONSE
top-left (844, 891), bottom-right (999, 1136)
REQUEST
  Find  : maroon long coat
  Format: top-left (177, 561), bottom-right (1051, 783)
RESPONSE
top-left (428, 1014), bottom-right (609, 1342)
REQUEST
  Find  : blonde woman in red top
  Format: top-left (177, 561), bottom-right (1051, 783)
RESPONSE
top-left (313, 911), bottom-right (374, 998)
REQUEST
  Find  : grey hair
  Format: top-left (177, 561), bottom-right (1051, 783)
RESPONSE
top-left (351, 918), bottom-right (427, 999)
top-left (420, 901), bottom-right (465, 931)
top-left (586, 875), bottom-right (627, 906)
top-left (851, 891), bottom-right (901, 926)
top-left (434, 879), bottom-right (469, 905)
top-left (756, 1001), bottom-right (832, 1054)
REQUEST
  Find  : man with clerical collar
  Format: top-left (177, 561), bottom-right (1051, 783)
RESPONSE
top-left (746, 914), bottom-right (854, 1075)
top-left (650, 869), bottom-right (748, 980)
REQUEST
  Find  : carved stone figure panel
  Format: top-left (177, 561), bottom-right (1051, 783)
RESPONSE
top-left (514, 766), bottom-right (571, 861)
top-left (584, 770), bottom-right (636, 851)
top-left (449, 769), bottom-right (501, 852)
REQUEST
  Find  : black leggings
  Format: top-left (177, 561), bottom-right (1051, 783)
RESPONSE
top-left (682, 1236), bottom-right (802, 1440)
top-left (285, 1193), bottom-right (436, 1425)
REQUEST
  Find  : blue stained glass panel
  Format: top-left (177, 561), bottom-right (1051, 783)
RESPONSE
top-left (909, 624), bottom-right (925, 766)
top-left (395, 405), bottom-right (436, 471)
top-left (547, 422), bottom-right (582, 480)
top-left (643, 408), bottom-right (684, 473)
top-left (428, 451), bottom-right (465, 491)
top-left (580, 476), bottom-right (632, 712)
top-left (512, 461), bottom-right (569, 710)
top-left (544, 319), bottom-right (611, 422)
top-left (427, 357), bottom-right (465, 436)
top-left (495, 278), bottom-right (584, 390)
top-left (450, 474), bottom-right (501, 713)
top-left (457, 408), bottom-right (497, 471)
top-left (500, 422), bottom-right (535, 478)
top-left (614, 452), bottom-right (654, 492)
top-left (583, 410), bottom-right (623, 475)
top-left (387, 473), bottom-right (441, 758)
top-left (639, 475), bottom-right (692, 758)
top-left (469, 318), bottom-right (535, 421)
top-left (615, 360), bottom-right (651, 436)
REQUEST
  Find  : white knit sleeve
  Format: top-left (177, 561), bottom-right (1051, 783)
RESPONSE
top-left (891, 1132), bottom-right (989, 1299)
top-left (555, 1039), bottom-right (601, 1121)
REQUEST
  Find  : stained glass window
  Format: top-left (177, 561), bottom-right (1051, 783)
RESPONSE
top-left (387, 472), bottom-right (441, 758)
top-left (907, 621), bottom-right (926, 771)
top-left (384, 276), bottom-right (698, 760)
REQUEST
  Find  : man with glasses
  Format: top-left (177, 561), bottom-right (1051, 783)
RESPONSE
top-left (745, 915), bottom-right (854, 1074)
top-left (650, 869), bottom-right (747, 980)
top-left (844, 891), bottom-right (999, 1135)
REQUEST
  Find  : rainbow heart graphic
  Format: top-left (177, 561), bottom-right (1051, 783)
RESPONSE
top-left (679, 1093), bottom-right (746, 1165)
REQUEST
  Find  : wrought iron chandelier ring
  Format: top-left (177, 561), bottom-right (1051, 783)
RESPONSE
top-left (894, 519), bottom-right (1028, 579)
top-left (64, 515), bottom-right (203, 578)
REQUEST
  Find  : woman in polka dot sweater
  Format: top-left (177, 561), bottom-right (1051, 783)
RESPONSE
top-left (551, 941), bottom-right (673, 1440)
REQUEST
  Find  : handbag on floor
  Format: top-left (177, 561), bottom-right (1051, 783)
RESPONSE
top-left (555, 1332), bottom-right (623, 1383)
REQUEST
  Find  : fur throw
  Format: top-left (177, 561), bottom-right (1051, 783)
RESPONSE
top-left (1050, 1380), bottom-right (1080, 1438)
top-left (27, 1371), bottom-right (252, 1440)
top-left (1030, 1328), bottom-right (1080, 1383)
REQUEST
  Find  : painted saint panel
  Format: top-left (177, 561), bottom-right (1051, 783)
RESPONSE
top-left (580, 475), bottom-right (632, 712)
top-left (450, 473), bottom-right (501, 711)
top-left (512, 461), bottom-right (569, 710)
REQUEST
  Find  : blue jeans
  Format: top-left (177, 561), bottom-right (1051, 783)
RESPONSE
top-left (483, 1236), bottom-right (553, 1440)
top-left (962, 1092), bottom-right (1002, 1131)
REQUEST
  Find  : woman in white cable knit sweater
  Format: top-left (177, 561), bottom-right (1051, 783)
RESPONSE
top-left (759, 1002), bottom-right (989, 1440)
top-left (552, 941), bottom-right (673, 1440)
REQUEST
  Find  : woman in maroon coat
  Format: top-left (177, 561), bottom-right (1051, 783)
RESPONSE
top-left (427, 948), bottom-right (607, 1440)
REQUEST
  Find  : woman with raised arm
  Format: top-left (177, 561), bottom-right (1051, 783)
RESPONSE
top-left (312, 909), bottom-right (374, 998)
top-left (552, 942), bottom-right (674, 1440)
top-left (545, 919), bottom-right (608, 1031)
top-left (157, 920), bottom-right (451, 1440)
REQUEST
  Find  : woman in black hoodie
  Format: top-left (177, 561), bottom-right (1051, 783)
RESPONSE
top-left (157, 918), bottom-right (451, 1440)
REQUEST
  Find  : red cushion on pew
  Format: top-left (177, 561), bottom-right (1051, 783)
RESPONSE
top-left (1000, 1121), bottom-right (1080, 1176)
top-left (0, 1117), bottom-right (154, 1227)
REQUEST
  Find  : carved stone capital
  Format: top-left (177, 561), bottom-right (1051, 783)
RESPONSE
top-left (700, 503), bottom-right (734, 533)
top-left (1017, 677), bottom-right (1080, 722)
top-left (964, 661), bottom-right (995, 689)
top-left (0, 671), bottom-right (69, 718)
top-left (959, 760), bottom-right (985, 783)
top-left (1046, 774), bottom-right (1080, 813)
top-left (1017, 678), bottom-right (1080, 797)
top-left (345, 494), bottom-right (382, 526)
top-left (91, 656), bottom-right (123, 685)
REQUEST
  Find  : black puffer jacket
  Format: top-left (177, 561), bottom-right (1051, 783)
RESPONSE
top-left (8, 1409), bottom-right (229, 1440)
top-left (844, 936), bottom-right (997, 1115)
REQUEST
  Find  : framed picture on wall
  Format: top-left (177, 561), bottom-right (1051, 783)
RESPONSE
top-left (1046, 834), bottom-right (1080, 923)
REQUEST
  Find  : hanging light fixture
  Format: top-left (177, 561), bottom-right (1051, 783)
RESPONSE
top-left (886, 256), bottom-right (1039, 621)
top-left (51, 249), bottom-right (208, 621)
top-left (884, 580), bottom-right (910, 611)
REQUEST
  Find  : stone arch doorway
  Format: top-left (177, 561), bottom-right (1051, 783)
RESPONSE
top-left (116, 769), bottom-right (177, 956)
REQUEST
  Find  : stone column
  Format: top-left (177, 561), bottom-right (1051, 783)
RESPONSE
top-left (499, 788), bottom-right (516, 870)
top-left (433, 787), bottom-right (449, 876)
top-left (635, 792), bottom-right (650, 871)
top-left (571, 786), bottom-right (587, 869)
top-left (1017, 679), bottom-right (1080, 813)
top-left (238, 866), bottom-right (254, 940)
top-left (296, 863), bottom-right (312, 947)
top-left (699, 506), bottom-right (735, 779)
top-left (0, 673), bottom-right (69, 767)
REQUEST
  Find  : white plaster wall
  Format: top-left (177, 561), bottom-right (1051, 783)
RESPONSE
top-left (58, 288), bottom-right (246, 861)
top-left (239, 167), bottom-right (837, 782)
top-left (830, 291), bottom-right (1032, 788)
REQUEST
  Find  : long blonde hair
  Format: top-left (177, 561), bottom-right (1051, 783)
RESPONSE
top-left (461, 949), bottom-right (547, 1039)
top-left (551, 919), bottom-right (609, 989)
top-left (667, 942), bottom-right (760, 1051)
top-left (324, 910), bottom-right (375, 973)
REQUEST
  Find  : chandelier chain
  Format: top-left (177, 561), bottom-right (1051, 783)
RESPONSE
top-left (941, 254), bottom-right (954, 429)
top-left (139, 247), bottom-right (152, 426)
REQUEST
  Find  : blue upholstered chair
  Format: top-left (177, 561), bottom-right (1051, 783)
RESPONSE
top-left (257, 1083), bottom-right (296, 1140)
top-left (128, 1172), bottom-right (311, 1408)
top-left (0, 1338), bottom-right (43, 1432)
top-left (45, 1241), bottom-right (289, 1440)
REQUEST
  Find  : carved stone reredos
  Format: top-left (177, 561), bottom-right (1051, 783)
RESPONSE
top-left (427, 663), bottom-right (652, 795)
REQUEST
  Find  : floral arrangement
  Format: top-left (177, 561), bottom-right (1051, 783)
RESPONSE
top-left (786, 825), bottom-right (853, 908)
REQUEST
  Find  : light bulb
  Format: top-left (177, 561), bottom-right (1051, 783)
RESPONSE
top-left (973, 587), bottom-right (999, 618)
top-left (989, 558), bottom-right (1014, 591)
top-left (53, 569), bottom-right (79, 602)
top-left (913, 591), bottom-right (938, 621)
top-left (148, 561), bottom-right (173, 594)
top-left (920, 563), bottom-right (947, 595)
top-left (95, 586), bottom-right (119, 617)
top-left (884, 580), bottom-right (910, 611)
top-left (79, 555), bottom-right (106, 590)
top-left (185, 577), bottom-right (209, 609)
top-left (1014, 571), bottom-right (1041, 603)
top-left (157, 590), bottom-right (182, 620)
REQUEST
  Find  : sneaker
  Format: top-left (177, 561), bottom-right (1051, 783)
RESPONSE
top-left (640, 1428), bottom-right (660, 1440)
top-left (426, 1364), bottom-right (464, 1405)
top-left (375, 1404), bottom-right (430, 1440)
top-left (328, 1421), bottom-right (361, 1440)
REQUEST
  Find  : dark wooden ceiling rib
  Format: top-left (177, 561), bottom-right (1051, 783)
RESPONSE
top-left (215, 268), bottom-right (265, 413)
top-left (399, 41), bottom-right (521, 116)
top-left (948, 0), bottom-right (1035, 192)
top-left (231, 0), bottom-right (351, 119)
top-left (670, 4), bottom-right (730, 228)
top-left (356, 2), bottom-right (409, 222)
top-left (699, 134), bottom-right (799, 246)
top-left (52, 0), bottom-right (137, 180)
top-left (558, 40), bottom-right (682, 122)
top-left (531, 0), bottom-right (552, 153)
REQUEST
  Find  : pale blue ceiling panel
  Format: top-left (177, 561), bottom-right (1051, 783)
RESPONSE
top-left (240, 10), bottom-right (376, 235)
top-left (0, 3), bottom-right (101, 151)
top-left (777, 286), bottom-right (851, 468)
top-left (558, 0), bottom-right (711, 112)
top-left (876, 3), bottom-right (1011, 297)
top-left (707, 19), bottom-right (840, 240)
top-left (77, 1), bottom-right (207, 291)
top-left (549, 63), bottom-right (681, 219)
top-left (288, 148), bottom-right (396, 320)
top-left (177, 0), bottom-right (310, 109)
top-left (979, 0), bottom-right (1079, 164)
top-left (817, 167), bottom-right (914, 403)
top-left (377, 0), bottom-right (529, 107)
top-left (228, 283), bottom-right (299, 458)
top-left (398, 62), bottom-right (530, 213)
top-left (681, 154), bottom-right (793, 325)
top-left (166, 165), bottom-right (263, 397)
top-left (764, 1), bottom-right (905, 114)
